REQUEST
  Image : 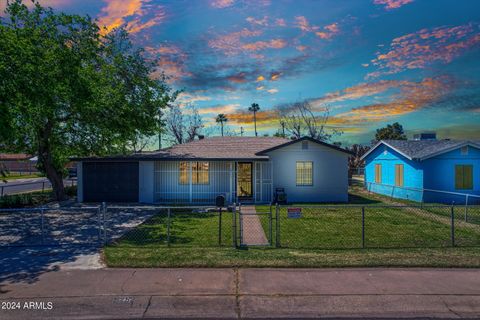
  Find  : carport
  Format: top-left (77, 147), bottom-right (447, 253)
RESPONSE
top-left (81, 161), bottom-right (139, 202)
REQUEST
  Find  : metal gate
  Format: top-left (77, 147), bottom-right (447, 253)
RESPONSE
top-left (238, 204), bottom-right (273, 247)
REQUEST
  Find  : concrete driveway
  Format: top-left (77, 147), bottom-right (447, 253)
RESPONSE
top-left (1, 268), bottom-right (480, 319)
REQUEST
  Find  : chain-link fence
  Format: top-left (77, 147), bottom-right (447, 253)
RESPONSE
top-left (2, 203), bottom-right (479, 249)
top-left (106, 205), bottom-right (236, 248)
top-left (0, 206), bottom-right (101, 246)
top-left (268, 205), bottom-right (480, 249)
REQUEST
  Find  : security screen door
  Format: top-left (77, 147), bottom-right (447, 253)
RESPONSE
top-left (237, 162), bottom-right (253, 199)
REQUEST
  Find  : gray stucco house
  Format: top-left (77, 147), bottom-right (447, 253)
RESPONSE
top-left (75, 136), bottom-right (352, 204)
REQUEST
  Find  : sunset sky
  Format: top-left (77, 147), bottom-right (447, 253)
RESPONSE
top-left (2, 0), bottom-right (480, 145)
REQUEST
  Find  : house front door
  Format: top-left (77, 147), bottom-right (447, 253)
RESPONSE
top-left (237, 162), bottom-right (253, 200)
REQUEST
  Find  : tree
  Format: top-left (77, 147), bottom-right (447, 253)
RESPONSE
top-left (0, 1), bottom-right (175, 200)
top-left (278, 100), bottom-right (341, 142)
top-left (215, 114), bottom-right (228, 137)
top-left (373, 122), bottom-right (407, 143)
top-left (164, 104), bottom-right (203, 144)
top-left (248, 103), bottom-right (260, 137)
top-left (347, 144), bottom-right (370, 171)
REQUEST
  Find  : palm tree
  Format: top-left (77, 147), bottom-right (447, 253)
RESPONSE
top-left (248, 103), bottom-right (260, 136)
top-left (215, 114), bottom-right (228, 136)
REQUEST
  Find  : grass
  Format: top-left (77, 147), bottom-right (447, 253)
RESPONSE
top-left (104, 246), bottom-right (480, 268)
top-left (110, 208), bottom-right (233, 248)
top-left (3, 172), bottom-right (43, 181)
top-left (104, 187), bottom-right (480, 268)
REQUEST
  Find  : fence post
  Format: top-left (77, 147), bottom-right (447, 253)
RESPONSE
top-left (218, 207), bottom-right (222, 246)
top-left (97, 205), bottom-right (102, 242)
top-left (41, 208), bottom-right (45, 245)
top-left (275, 203), bottom-right (280, 248)
top-left (361, 206), bottom-right (365, 249)
top-left (239, 203), bottom-right (243, 246)
top-left (465, 195), bottom-right (468, 223)
top-left (269, 204), bottom-right (273, 245)
top-left (451, 206), bottom-right (455, 247)
top-left (102, 202), bottom-right (107, 245)
top-left (167, 208), bottom-right (171, 247)
top-left (232, 203), bottom-right (237, 248)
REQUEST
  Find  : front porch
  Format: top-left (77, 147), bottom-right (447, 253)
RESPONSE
top-left (153, 160), bottom-right (273, 204)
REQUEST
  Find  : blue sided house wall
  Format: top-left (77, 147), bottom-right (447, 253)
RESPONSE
top-left (364, 145), bottom-right (424, 202)
top-left (423, 146), bottom-right (480, 204)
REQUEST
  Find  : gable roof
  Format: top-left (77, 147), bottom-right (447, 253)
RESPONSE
top-left (361, 139), bottom-right (480, 161)
top-left (73, 136), bottom-right (353, 161)
top-left (256, 136), bottom-right (353, 155)
top-left (74, 137), bottom-right (290, 161)
top-left (0, 153), bottom-right (33, 161)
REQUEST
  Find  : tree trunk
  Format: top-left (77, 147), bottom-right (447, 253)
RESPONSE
top-left (38, 125), bottom-right (66, 201)
top-left (221, 124), bottom-right (224, 136)
top-left (254, 111), bottom-right (257, 136)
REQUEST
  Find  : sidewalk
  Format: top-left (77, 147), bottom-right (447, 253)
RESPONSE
top-left (1, 268), bottom-right (480, 319)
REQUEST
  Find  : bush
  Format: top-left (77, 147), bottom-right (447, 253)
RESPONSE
top-left (64, 185), bottom-right (77, 197)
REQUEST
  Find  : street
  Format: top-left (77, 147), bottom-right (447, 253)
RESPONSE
top-left (0, 178), bottom-right (76, 196)
top-left (1, 266), bottom-right (480, 319)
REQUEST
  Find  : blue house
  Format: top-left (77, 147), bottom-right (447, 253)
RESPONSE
top-left (361, 138), bottom-right (480, 204)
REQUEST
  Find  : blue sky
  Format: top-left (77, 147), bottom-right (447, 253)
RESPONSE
top-left (3, 0), bottom-right (480, 145)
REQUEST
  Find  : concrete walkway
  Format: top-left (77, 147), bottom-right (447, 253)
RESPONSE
top-left (240, 206), bottom-right (269, 246)
top-left (1, 268), bottom-right (480, 319)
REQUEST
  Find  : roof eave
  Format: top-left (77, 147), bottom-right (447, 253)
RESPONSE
top-left (360, 140), bottom-right (414, 161)
top-left (256, 136), bottom-right (354, 156)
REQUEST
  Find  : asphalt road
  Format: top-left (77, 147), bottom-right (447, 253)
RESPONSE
top-left (0, 178), bottom-right (76, 196)
top-left (1, 267), bottom-right (480, 319)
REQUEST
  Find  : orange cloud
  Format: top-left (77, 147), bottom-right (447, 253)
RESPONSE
top-left (330, 76), bottom-right (454, 124)
top-left (368, 23), bottom-right (480, 77)
top-left (267, 88), bottom-right (279, 94)
top-left (315, 23), bottom-right (340, 39)
top-left (210, 0), bottom-right (235, 8)
top-left (275, 18), bottom-right (287, 27)
top-left (227, 72), bottom-right (248, 83)
top-left (246, 16), bottom-right (269, 26)
top-left (256, 75), bottom-right (265, 82)
top-left (97, 0), bottom-right (165, 35)
top-left (228, 110), bottom-right (279, 125)
top-left (198, 104), bottom-right (240, 115)
top-left (270, 72), bottom-right (281, 80)
top-left (295, 16), bottom-right (319, 32)
top-left (208, 28), bottom-right (262, 55)
top-left (242, 39), bottom-right (287, 51)
top-left (373, 0), bottom-right (414, 10)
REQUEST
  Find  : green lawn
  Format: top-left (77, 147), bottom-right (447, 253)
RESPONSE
top-left (104, 188), bottom-right (480, 268)
top-left (104, 246), bottom-right (480, 268)
top-left (109, 208), bottom-right (234, 248)
top-left (3, 173), bottom-right (43, 181)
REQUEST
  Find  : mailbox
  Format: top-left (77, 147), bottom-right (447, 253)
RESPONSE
top-left (216, 195), bottom-right (225, 208)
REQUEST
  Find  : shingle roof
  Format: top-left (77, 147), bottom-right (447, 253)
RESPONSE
top-left (0, 153), bottom-right (32, 161)
top-left (364, 139), bottom-right (480, 161)
top-left (73, 136), bottom-right (353, 161)
top-left (74, 137), bottom-right (291, 161)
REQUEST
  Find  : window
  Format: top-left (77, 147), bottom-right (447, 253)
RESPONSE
top-left (192, 162), bottom-right (209, 184)
top-left (461, 146), bottom-right (469, 155)
top-left (179, 162), bottom-right (209, 185)
top-left (179, 162), bottom-right (189, 184)
top-left (395, 164), bottom-right (404, 187)
top-left (455, 165), bottom-right (473, 190)
top-left (375, 164), bottom-right (382, 183)
top-left (296, 161), bottom-right (313, 186)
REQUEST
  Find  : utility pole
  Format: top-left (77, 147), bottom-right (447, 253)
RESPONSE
top-left (280, 120), bottom-right (286, 137)
top-left (240, 127), bottom-right (244, 137)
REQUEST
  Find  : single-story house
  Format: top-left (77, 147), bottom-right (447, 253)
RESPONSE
top-left (361, 138), bottom-right (480, 204)
top-left (0, 153), bottom-right (37, 173)
top-left (74, 136), bottom-right (352, 204)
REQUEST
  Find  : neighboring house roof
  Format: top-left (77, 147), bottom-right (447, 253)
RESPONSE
top-left (0, 153), bottom-right (33, 161)
top-left (361, 139), bottom-right (480, 161)
top-left (73, 136), bottom-right (352, 161)
top-left (256, 136), bottom-right (354, 156)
